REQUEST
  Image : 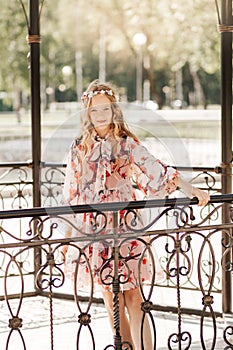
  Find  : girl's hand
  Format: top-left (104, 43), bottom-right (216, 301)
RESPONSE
top-left (191, 187), bottom-right (210, 206)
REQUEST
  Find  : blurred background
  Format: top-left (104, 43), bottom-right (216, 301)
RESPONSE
top-left (0, 0), bottom-right (222, 166)
top-left (0, 0), bottom-right (220, 111)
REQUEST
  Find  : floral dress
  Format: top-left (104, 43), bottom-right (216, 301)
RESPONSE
top-left (62, 132), bottom-right (178, 291)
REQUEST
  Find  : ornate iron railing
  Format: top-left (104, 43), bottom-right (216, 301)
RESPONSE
top-left (0, 162), bottom-right (223, 298)
top-left (1, 161), bottom-right (231, 349)
top-left (0, 191), bottom-right (233, 349)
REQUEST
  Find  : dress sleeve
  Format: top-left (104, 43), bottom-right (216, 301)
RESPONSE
top-left (128, 137), bottom-right (179, 198)
top-left (62, 139), bottom-right (82, 205)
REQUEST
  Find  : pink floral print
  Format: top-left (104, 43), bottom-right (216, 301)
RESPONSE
top-left (62, 132), bottom-right (178, 291)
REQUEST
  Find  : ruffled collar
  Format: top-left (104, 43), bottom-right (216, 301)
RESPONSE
top-left (91, 129), bottom-right (112, 143)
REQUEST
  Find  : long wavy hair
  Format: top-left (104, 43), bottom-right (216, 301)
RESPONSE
top-left (80, 79), bottom-right (139, 155)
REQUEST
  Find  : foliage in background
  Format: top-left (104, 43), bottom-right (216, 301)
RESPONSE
top-left (0, 0), bottom-right (221, 110)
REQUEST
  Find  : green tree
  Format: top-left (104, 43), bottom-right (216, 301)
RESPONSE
top-left (0, 0), bottom-right (221, 109)
top-left (55, 0), bottom-right (220, 106)
top-left (0, 0), bottom-right (29, 110)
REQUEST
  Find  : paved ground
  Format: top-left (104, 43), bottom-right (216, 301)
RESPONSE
top-left (0, 294), bottom-right (231, 350)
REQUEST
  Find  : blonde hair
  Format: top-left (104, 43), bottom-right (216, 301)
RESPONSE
top-left (80, 79), bottom-right (139, 155)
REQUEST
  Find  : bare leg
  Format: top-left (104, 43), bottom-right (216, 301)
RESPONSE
top-left (124, 288), bottom-right (153, 350)
top-left (102, 290), bottom-right (134, 348)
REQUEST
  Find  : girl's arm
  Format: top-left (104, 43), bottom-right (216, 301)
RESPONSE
top-left (174, 176), bottom-right (210, 206)
top-left (128, 137), bottom-right (209, 206)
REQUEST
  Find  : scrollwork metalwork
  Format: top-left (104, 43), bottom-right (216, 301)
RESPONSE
top-left (168, 331), bottom-right (192, 349)
top-left (35, 246), bottom-right (65, 290)
top-left (224, 326), bottom-right (233, 347)
top-left (0, 189), bottom-right (233, 348)
top-left (41, 166), bottom-right (65, 206)
top-left (0, 166), bottom-right (32, 212)
top-left (190, 170), bottom-right (219, 191)
top-left (72, 244), bottom-right (96, 349)
top-left (2, 247), bottom-right (30, 350)
top-left (197, 230), bottom-right (217, 349)
top-left (50, 211), bottom-right (108, 238)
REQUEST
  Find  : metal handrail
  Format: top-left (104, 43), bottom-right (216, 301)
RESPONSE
top-left (0, 160), bottom-right (223, 172)
top-left (0, 194), bottom-right (231, 219)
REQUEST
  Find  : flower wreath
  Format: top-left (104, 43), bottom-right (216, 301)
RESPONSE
top-left (81, 89), bottom-right (114, 102)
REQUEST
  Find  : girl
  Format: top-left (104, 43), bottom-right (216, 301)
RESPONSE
top-left (62, 79), bottom-right (209, 350)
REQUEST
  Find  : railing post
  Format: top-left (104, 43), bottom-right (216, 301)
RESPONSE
top-left (221, 0), bottom-right (232, 313)
top-left (112, 211), bottom-right (122, 350)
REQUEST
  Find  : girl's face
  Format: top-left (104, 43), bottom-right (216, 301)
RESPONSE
top-left (89, 94), bottom-right (113, 137)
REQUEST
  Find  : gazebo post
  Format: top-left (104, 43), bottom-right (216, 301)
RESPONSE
top-left (221, 0), bottom-right (232, 314)
top-left (28, 0), bottom-right (41, 209)
top-left (28, 0), bottom-right (42, 286)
